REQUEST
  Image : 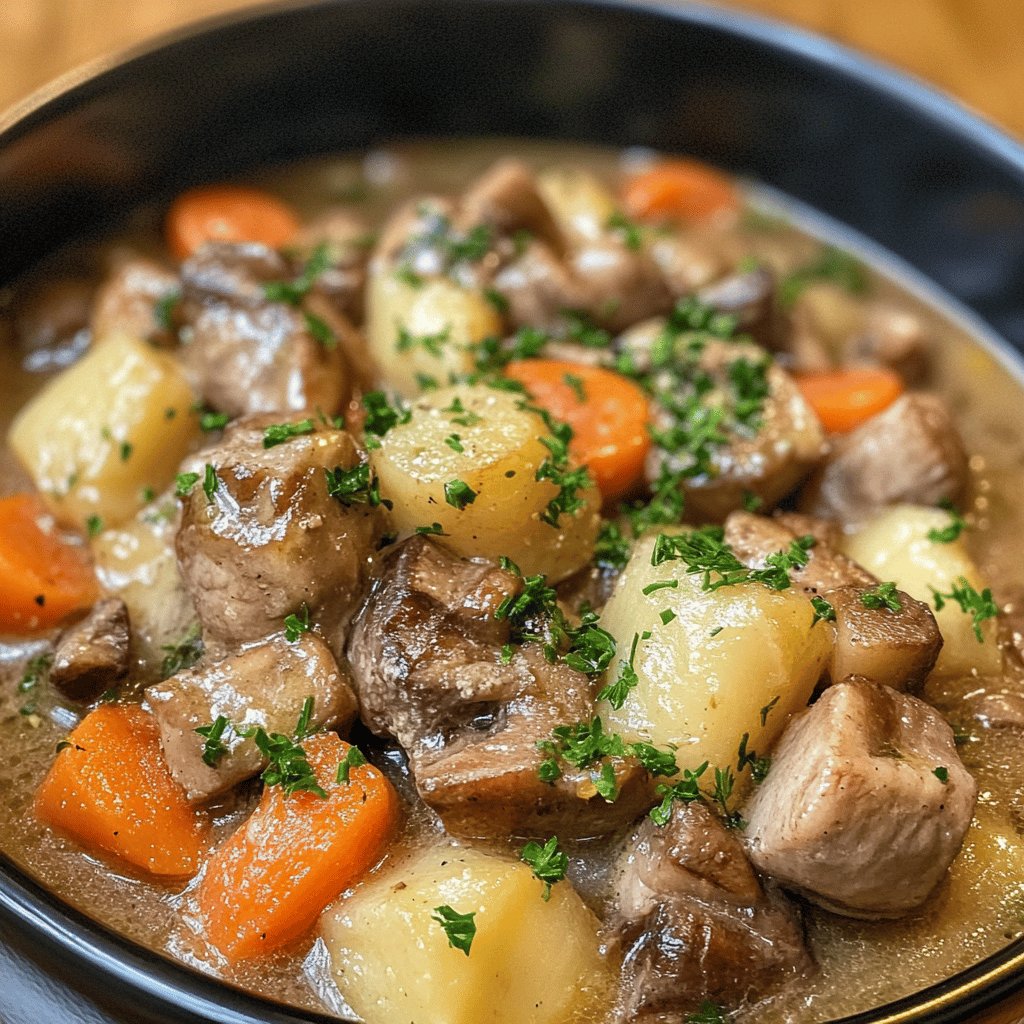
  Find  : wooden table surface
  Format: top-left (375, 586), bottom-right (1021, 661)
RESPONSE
top-left (1, 1), bottom-right (1023, 1023)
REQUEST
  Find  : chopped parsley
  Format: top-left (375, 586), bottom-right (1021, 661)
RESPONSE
top-left (415, 522), bottom-right (448, 536)
top-left (933, 766), bottom-right (950, 784)
top-left (595, 520), bottom-right (631, 571)
top-left (202, 463), bottom-right (219, 503)
top-left (563, 372), bottom-right (587, 402)
top-left (262, 242), bottom-right (332, 305)
top-left (153, 289), bottom-right (180, 331)
top-left (519, 836), bottom-right (569, 900)
top-left (432, 905), bottom-right (477, 956)
top-left (473, 326), bottom-right (547, 374)
top-left (931, 577), bottom-right (999, 642)
top-left (396, 325), bottom-right (450, 357)
top-left (810, 595), bottom-right (836, 627)
top-left (444, 433), bottom-right (464, 453)
top-left (283, 603), bottom-right (312, 643)
top-left (444, 478), bottom-right (477, 509)
top-left (779, 244), bottom-right (867, 307)
top-left (759, 696), bottom-right (780, 727)
top-left (860, 582), bottom-right (902, 613)
top-left (596, 632), bottom-right (642, 710)
top-left (443, 396), bottom-right (483, 427)
top-left (737, 732), bottom-right (771, 783)
top-left (562, 614), bottom-right (617, 676)
top-left (650, 762), bottom-right (709, 826)
top-left (483, 287), bottom-right (510, 314)
top-left (362, 390), bottom-right (411, 441)
top-left (254, 716), bottom-right (326, 798)
top-left (119, 441), bottom-right (133, 463)
top-left (85, 514), bottom-right (103, 538)
top-left (928, 501), bottom-right (968, 544)
top-left (160, 624), bottom-right (204, 679)
top-left (195, 715), bottom-right (231, 767)
top-left (198, 409), bottom-right (230, 432)
top-left (175, 471), bottom-right (200, 498)
top-left (262, 418), bottom-right (315, 449)
top-left (607, 210), bottom-right (643, 251)
top-left (524, 403), bottom-right (592, 527)
top-left (336, 745), bottom-right (368, 783)
top-left (686, 1003), bottom-right (727, 1024)
top-left (325, 463), bottom-right (389, 508)
top-left (303, 310), bottom-right (337, 350)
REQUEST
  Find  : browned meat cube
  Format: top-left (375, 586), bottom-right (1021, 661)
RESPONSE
top-left (91, 257), bottom-right (179, 347)
top-left (697, 266), bottom-right (779, 351)
top-left (724, 511), bottom-right (942, 690)
top-left (800, 393), bottom-right (969, 521)
top-left (175, 418), bottom-right (382, 648)
top-left (647, 339), bottom-right (825, 522)
top-left (146, 633), bottom-right (356, 803)
top-left (346, 536), bottom-right (650, 838)
top-left (49, 598), bottom-right (130, 701)
top-left (743, 679), bottom-right (977, 918)
top-left (179, 242), bottom-right (350, 417)
top-left (608, 801), bottom-right (813, 1021)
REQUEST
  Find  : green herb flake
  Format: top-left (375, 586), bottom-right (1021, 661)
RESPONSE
top-left (160, 624), bottom-right (204, 679)
top-left (415, 522), bottom-right (448, 536)
top-left (262, 418), bottom-right (316, 449)
top-left (928, 501), bottom-right (968, 544)
top-left (119, 441), bottom-right (133, 463)
top-left (303, 310), bottom-right (338, 350)
top-left (195, 715), bottom-right (231, 767)
top-left (444, 433), bottom-right (465, 453)
top-left (810, 595), bottom-right (836, 627)
top-left (154, 290), bottom-right (180, 331)
top-left (432, 904), bottom-right (477, 956)
top-left (519, 836), bottom-right (569, 900)
top-left (563, 372), bottom-right (587, 402)
top-left (650, 762), bottom-right (709, 826)
top-left (933, 766), bottom-right (950, 784)
top-left (444, 479), bottom-right (478, 509)
top-left (325, 463), bottom-right (389, 509)
top-left (607, 210), bottom-right (644, 251)
top-left (283, 603), bottom-right (312, 643)
top-left (336, 745), bottom-right (368, 783)
top-left (760, 696), bottom-right (780, 727)
top-left (931, 577), bottom-right (999, 642)
top-left (861, 582), bottom-right (903, 613)
top-left (175, 471), bottom-right (200, 498)
top-left (85, 514), bottom-right (103, 538)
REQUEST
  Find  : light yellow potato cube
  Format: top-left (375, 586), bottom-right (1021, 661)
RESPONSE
top-left (537, 168), bottom-right (618, 244)
top-left (321, 844), bottom-right (609, 1024)
top-left (843, 504), bottom-right (1002, 678)
top-left (8, 332), bottom-right (198, 529)
top-left (600, 532), bottom-right (831, 773)
top-left (371, 384), bottom-right (599, 581)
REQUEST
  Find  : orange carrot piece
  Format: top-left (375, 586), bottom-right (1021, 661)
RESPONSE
top-left (622, 158), bottom-right (739, 224)
top-left (0, 494), bottom-right (98, 632)
top-left (35, 704), bottom-right (208, 878)
top-left (199, 733), bottom-right (399, 962)
top-left (796, 367), bottom-right (905, 434)
top-left (505, 359), bottom-right (651, 501)
top-left (166, 184), bottom-right (300, 262)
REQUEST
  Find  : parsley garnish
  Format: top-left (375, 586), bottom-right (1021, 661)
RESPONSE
top-left (85, 514), bottom-right (103, 538)
top-left (283, 603), bottom-right (312, 642)
top-left (443, 396), bottom-right (482, 427)
top-left (303, 310), bottom-right (337, 350)
top-left (254, 717), bottom-right (326, 798)
top-left (263, 242), bottom-right (331, 305)
top-left (596, 632), bottom-right (642, 710)
top-left (933, 766), bottom-right (950, 784)
top-left (195, 716), bottom-right (231, 767)
top-left (432, 905), bottom-right (477, 956)
top-left (810, 595), bottom-right (836, 626)
top-left (650, 762), bottom-right (709, 826)
top-left (198, 409), bottom-right (230, 432)
top-left (262, 418), bottom-right (315, 449)
top-left (119, 441), bottom-right (133, 463)
top-left (607, 210), bottom-right (643, 251)
top-left (759, 696), bottom-right (780, 727)
top-left (483, 287), bottom-right (509, 314)
top-left (931, 577), bottom-right (998, 642)
top-left (737, 732), bottom-right (771, 783)
top-left (415, 522), bottom-right (448, 536)
top-left (325, 463), bottom-right (389, 508)
top-left (779, 245), bottom-right (867, 307)
top-left (595, 520), bottom-right (631, 571)
top-left (563, 372), bottom-right (587, 402)
top-left (927, 500), bottom-right (968, 544)
top-left (362, 391), bottom-right (411, 442)
top-left (160, 624), bottom-right (204, 679)
top-left (444, 433), bottom-right (464, 453)
top-left (202, 463), bottom-right (219, 503)
top-left (175, 471), bottom-right (200, 497)
top-left (336, 745), bottom-right (367, 783)
top-left (519, 836), bottom-right (568, 900)
top-left (396, 325), bottom-right (450, 357)
top-left (444, 478), bottom-right (477, 509)
top-left (524, 403), bottom-right (592, 527)
top-left (686, 1003), bottom-right (727, 1024)
top-left (154, 290), bottom-right (180, 331)
top-left (562, 615), bottom-right (617, 676)
top-left (861, 582), bottom-right (902, 612)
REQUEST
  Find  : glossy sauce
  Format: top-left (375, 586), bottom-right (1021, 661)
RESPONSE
top-left (1, 139), bottom-right (1023, 1023)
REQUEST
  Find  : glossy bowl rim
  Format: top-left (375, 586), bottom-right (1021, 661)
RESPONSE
top-left (1, 1), bottom-right (1024, 1022)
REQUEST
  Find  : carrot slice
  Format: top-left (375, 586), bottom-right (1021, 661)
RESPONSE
top-left (622, 158), bottom-right (739, 224)
top-left (166, 184), bottom-right (300, 262)
top-left (505, 359), bottom-right (651, 501)
top-left (796, 367), bottom-right (905, 434)
top-left (0, 494), bottom-right (98, 632)
top-left (35, 704), bottom-right (208, 878)
top-left (199, 733), bottom-right (399, 962)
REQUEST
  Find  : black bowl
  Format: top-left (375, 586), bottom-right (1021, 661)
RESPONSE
top-left (2, 2), bottom-right (1024, 1022)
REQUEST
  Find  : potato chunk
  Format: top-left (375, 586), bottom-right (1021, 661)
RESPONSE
top-left (366, 272), bottom-right (501, 395)
top-left (8, 332), bottom-right (198, 529)
top-left (843, 504), bottom-right (1002, 678)
top-left (600, 532), bottom-right (831, 773)
top-left (321, 844), bottom-right (609, 1024)
top-left (371, 384), bottom-right (599, 581)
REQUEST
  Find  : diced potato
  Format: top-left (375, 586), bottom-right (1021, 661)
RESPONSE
top-left (537, 168), bottom-right (617, 244)
top-left (600, 532), bottom-right (831, 773)
top-left (8, 332), bottom-right (198, 529)
top-left (371, 384), bottom-right (599, 581)
top-left (321, 844), bottom-right (610, 1024)
top-left (843, 504), bottom-right (1002, 678)
top-left (366, 272), bottom-right (502, 395)
top-left (91, 500), bottom-right (197, 672)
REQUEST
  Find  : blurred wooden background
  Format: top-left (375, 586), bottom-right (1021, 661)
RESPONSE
top-left (0, 0), bottom-right (1022, 138)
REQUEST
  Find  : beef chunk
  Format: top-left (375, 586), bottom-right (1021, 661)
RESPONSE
top-left (346, 536), bottom-right (649, 837)
top-left (647, 340), bottom-right (825, 522)
top-left (609, 801), bottom-right (813, 1021)
top-left (724, 511), bottom-right (941, 689)
top-left (49, 598), bottom-right (130, 701)
top-left (491, 238), bottom-right (588, 334)
top-left (800, 394), bottom-right (969, 521)
top-left (178, 242), bottom-right (350, 417)
top-left (743, 679), bottom-right (977, 918)
top-left (175, 419), bottom-right (381, 648)
top-left (146, 633), bottom-right (356, 802)
top-left (969, 691), bottom-right (1024, 729)
top-left (91, 257), bottom-right (179, 347)
top-left (844, 305), bottom-right (931, 385)
top-left (697, 267), bottom-right (778, 351)
top-left (292, 208), bottom-right (371, 323)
